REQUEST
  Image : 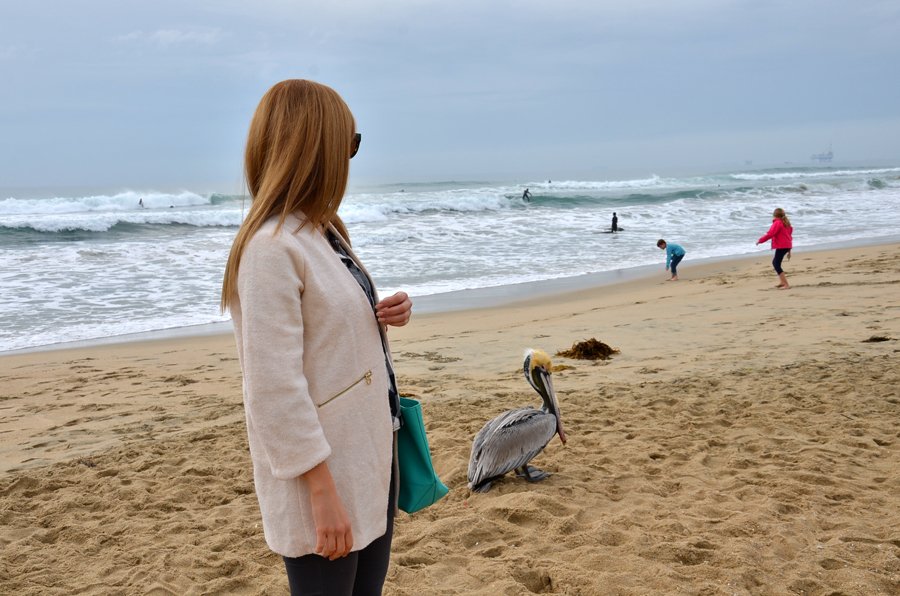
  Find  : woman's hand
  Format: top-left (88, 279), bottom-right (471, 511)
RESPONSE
top-left (376, 291), bottom-right (412, 328)
top-left (303, 462), bottom-right (353, 560)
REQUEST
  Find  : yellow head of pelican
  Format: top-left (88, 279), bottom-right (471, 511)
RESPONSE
top-left (527, 348), bottom-right (553, 372)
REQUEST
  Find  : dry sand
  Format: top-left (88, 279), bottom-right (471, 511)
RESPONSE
top-left (1, 243), bottom-right (898, 595)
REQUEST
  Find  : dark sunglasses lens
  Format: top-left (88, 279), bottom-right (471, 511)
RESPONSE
top-left (350, 133), bottom-right (361, 158)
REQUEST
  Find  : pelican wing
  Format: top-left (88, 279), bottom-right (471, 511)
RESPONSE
top-left (467, 407), bottom-right (558, 489)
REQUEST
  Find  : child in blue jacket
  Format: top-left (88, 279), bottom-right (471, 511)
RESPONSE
top-left (657, 239), bottom-right (685, 281)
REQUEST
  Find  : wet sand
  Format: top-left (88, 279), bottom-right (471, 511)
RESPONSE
top-left (1, 243), bottom-right (898, 594)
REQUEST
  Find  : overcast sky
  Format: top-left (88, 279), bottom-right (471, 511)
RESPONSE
top-left (2, 0), bottom-right (899, 191)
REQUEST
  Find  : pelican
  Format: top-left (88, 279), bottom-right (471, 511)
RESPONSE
top-left (467, 349), bottom-right (568, 493)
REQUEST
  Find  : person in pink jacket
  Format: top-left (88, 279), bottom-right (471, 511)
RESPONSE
top-left (756, 207), bottom-right (793, 289)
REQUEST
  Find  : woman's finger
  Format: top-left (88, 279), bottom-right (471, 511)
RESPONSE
top-left (376, 291), bottom-right (408, 309)
top-left (331, 532), bottom-right (346, 560)
top-left (377, 304), bottom-right (411, 320)
top-left (317, 531), bottom-right (334, 559)
top-left (377, 293), bottom-right (412, 327)
top-left (379, 309), bottom-right (411, 326)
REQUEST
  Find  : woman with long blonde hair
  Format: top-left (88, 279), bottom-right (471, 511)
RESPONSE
top-left (756, 207), bottom-right (794, 289)
top-left (222, 79), bottom-right (412, 595)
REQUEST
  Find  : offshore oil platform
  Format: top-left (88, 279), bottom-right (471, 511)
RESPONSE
top-left (811, 145), bottom-right (833, 163)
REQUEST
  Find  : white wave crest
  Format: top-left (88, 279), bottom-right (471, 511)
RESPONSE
top-left (339, 188), bottom-right (514, 223)
top-left (529, 176), bottom-right (668, 190)
top-left (731, 167), bottom-right (900, 181)
top-left (0, 190), bottom-right (210, 216)
top-left (1, 208), bottom-right (243, 232)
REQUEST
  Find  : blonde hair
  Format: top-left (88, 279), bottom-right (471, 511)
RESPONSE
top-left (221, 80), bottom-right (356, 311)
top-left (773, 207), bottom-right (792, 228)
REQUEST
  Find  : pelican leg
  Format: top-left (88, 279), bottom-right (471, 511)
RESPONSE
top-left (471, 478), bottom-right (496, 493)
top-left (516, 465), bottom-right (550, 482)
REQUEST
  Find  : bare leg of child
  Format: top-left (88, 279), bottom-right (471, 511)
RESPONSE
top-left (777, 272), bottom-right (789, 289)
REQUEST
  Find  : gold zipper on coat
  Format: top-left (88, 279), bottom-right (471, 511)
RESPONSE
top-left (318, 370), bottom-right (373, 408)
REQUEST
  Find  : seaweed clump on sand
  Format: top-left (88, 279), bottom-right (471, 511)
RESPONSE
top-left (861, 335), bottom-right (892, 343)
top-left (556, 338), bottom-right (619, 360)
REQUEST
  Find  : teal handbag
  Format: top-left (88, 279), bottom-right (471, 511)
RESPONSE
top-left (397, 397), bottom-right (450, 513)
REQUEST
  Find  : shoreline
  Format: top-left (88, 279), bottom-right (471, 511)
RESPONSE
top-left (5, 234), bottom-right (899, 356)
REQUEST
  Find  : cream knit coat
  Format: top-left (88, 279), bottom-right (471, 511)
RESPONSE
top-left (230, 213), bottom-right (394, 557)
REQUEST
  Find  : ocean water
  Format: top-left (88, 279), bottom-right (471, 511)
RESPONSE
top-left (2, 165), bottom-right (900, 352)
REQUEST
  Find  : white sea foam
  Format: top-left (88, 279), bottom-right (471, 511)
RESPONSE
top-left (527, 176), bottom-right (663, 189)
top-left (1, 209), bottom-right (244, 233)
top-left (731, 167), bottom-right (900, 181)
top-left (0, 190), bottom-right (243, 232)
top-left (0, 190), bottom-right (210, 215)
top-left (340, 187), bottom-right (515, 223)
top-left (3, 167), bottom-right (900, 351)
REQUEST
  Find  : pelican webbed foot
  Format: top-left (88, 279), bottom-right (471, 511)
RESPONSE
top-left (516, 465), bottom-right (551, 483)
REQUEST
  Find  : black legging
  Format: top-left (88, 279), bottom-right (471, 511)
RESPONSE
top-left (772, 248), bottom-right (790, 274)
top-left (283, 470), bottom-right (395, 596)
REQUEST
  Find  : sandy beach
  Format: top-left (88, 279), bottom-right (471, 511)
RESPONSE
top-left (1, 243), bottom-right (898, 595)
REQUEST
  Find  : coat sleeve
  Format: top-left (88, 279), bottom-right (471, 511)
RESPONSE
top-left (758, 220), bottom-right (780, 244)
top-left (237, 230), bottom-right (332, 480)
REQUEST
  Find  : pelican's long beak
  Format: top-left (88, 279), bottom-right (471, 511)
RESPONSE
top-left (538, 368), bottom-right (568, 445)
top-left (526, 351), bottom-right (568, 445)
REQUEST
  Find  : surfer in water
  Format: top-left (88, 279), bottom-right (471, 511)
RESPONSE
top-left (139, 198), bottom-right (144, 208)
top-left (522, 188), bottom-right (531, 202)
top-left (611, 212), bottom-right (618, 233)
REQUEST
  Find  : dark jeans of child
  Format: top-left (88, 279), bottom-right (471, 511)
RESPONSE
top-left (772, 248), bottom-right (790, 274)
top-left (670, 254), bottom-right (684, 276)
top-left (283, 469), bottom-right (395, 596)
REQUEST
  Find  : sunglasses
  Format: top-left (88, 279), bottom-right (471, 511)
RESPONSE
top-left (350, 133), bottom-right (361, 159)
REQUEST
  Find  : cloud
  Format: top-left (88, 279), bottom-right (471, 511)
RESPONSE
top-left (115, 27), bottom-right (224, 47)
top-left (2, 0), bottom-right (897, 187)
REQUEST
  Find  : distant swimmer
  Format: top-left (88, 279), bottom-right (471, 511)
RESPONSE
top-left (138, 198), bottom-right (144, 208)
top-left (522, 188), bottom-right (531, 201)
top-left (611, 212), bottom-right (618, 233)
